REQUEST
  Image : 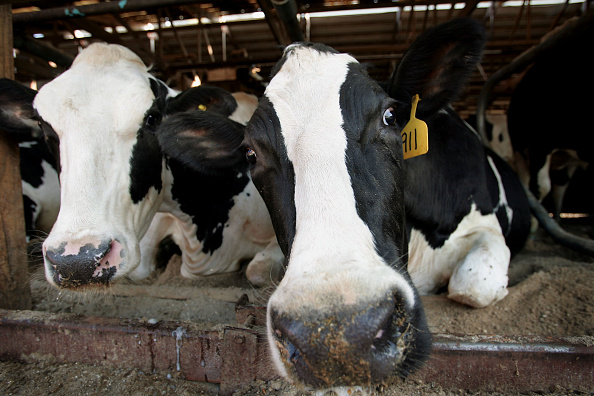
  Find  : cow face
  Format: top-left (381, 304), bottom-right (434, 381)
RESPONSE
top-left (242, 17), bottom-right (487, 389)
top-left (243, 43), bottom-right (430, 388)
top-left (27, 43), bottom-right (240, 289)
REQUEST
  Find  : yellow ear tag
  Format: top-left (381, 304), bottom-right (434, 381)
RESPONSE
top-left (198, 104), bottom-right (207, 111)
top-left (401, 94), bottom-right (428, 159)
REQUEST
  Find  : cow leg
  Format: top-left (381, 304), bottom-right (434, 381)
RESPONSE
top-left (129, 213), bottom-right (178, 281)
top-left (245, 238), bottom-right (285, 287)
top-left (447, 229), bottom-right (510, 308)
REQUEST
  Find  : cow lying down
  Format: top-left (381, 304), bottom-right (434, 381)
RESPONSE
top-left (0, 43), bottom-right (283, 290)
top-left (160, 18), bottom-right (531, 390)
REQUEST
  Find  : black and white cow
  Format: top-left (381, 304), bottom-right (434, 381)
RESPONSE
top-left (507, 21), bottom-right (594, 219)
top-left (162, 18), bottom-right (531, 389)
top-left (0, 43), bottom-right (283, 290)
top-left (0, 80), bottom-right (60, 242)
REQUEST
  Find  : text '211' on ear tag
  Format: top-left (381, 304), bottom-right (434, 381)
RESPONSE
top-left (401, 94), bottom-right (428, 159)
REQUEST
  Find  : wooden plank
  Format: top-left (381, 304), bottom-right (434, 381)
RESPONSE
top-left (0, 4), bottom-right (31, 310)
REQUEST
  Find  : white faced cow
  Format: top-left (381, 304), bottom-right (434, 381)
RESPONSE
top-left (0, 43), bottom-right (282, 290)
top-left (161, 18), bottom-right (531, 389)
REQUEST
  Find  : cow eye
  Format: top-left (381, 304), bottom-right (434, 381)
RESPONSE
top-left (383, 107), bottom-right (397, 126)
top-left (145, 113), bottom-right (161, 128)
top-left (246, 147), bottom-right (257, 165)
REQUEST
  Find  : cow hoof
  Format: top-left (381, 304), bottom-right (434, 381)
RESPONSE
top-left (447, 267), bottom-right (509, 308)
top-left (246, 251), bottom-right (284, 287)
top-left (447, 249), bottom-right (509, 308)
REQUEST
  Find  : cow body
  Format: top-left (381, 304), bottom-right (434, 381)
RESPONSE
top-left (0, 43), bottom-right (282, 290)
top-left (507, 22), bottom-right (594, 218)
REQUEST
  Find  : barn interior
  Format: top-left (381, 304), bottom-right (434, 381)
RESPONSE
top-left (9, 0), bottom-right (592, 119)
top-left (1, 2), bottom-right (594, 394)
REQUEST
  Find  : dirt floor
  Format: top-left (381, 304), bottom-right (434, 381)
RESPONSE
top-left (1, 221), bottom-right (593, 395)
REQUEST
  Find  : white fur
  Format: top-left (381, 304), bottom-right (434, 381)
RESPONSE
top-left (408, 205), bottom-right (510, 308)
top-left (230, 92), bottom-right (259, 125)
top-left (487, 154), bottom-right (514, 232)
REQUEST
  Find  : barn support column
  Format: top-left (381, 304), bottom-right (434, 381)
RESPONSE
top-left (0, 4), bottom-right (32, 310)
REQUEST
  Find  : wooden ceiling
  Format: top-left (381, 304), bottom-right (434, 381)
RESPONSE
top-left (8, 0), bottom-right (592, 116)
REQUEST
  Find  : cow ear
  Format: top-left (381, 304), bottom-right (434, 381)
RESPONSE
top-left (166, 85), bottom-right (238, 117)
top-left (387, 18), bottom-right (486, 119)
top-left (0, 78), bottom-right (42, 141)
top-left (157, 110), bottom-right (246, 176)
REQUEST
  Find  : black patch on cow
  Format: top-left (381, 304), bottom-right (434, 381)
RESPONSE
top-left (129, 124), bottom-right (163, 203)
top-left (128, 79), bottom-right (166, 204)
top-left (38, 119), bottom-right (61, 175)
top-left (19, 139), bottom-right (56, 188)
top-left (340, 63), bottom-right (409, 267)
top-left (22, 194), bottom-right (37, 236)
top-left (244, 97), bottom-right (296, 256)
top-left (155, 235), bottom-right (181, 270)
top-left (168, 158), bottom-right (250, 254)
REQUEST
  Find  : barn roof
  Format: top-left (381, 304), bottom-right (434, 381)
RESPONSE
top-left (9, 0), bottom-right (591, 116)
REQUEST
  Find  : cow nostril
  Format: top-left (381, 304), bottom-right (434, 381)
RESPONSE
top-left (274, 329), bottom-right (303, 366)
top-left (44, 239), bottom-right (123, 288)
top-left (370, 312), bottom-right (410, 364)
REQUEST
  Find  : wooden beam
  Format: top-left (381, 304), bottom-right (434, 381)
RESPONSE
top-left (0, 4), bottom-right (31, 310)
top-left (457, 0), bottom-right (481, 17)
top-left (11, 0), bottom-right (201, 24)
top-left (257, 0), bottom-right (292, 47)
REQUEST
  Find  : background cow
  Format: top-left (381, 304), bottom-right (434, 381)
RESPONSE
top-left (0, 43), bottom-right (283, 290)
top-left (160, 18), bottom-right (531, 390)
top-left (0, 80), bottom-right (60, 244)
top-left (506, 21), bottom-right (594, 220)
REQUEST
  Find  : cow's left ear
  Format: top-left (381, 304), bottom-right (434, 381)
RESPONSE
top-left (166, 85), bottom-right (238, 117)
top-left (0, 78), bottom-right (42, 140)
top-left (157, 110), bottom-right (245, 176)
top-left (387, 18), bottom-right (486, 119)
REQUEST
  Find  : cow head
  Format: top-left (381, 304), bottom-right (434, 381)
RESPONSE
top-left (239, 19), bottom-right (485, 389)
top-left (0, 43), bottom-right (245, 290)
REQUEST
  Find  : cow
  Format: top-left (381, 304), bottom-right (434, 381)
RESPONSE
top-left (506, 21), bottom-right (594, 219)
top-left (0, 42), bottom-right (283, 290)
top-left (0, 80), bottom-right (60, 243)
top-left (159, 18), bottom-right (531, 389)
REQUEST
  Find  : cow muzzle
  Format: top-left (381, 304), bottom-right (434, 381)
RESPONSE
top-left (43, 238), bottom-right (124, 289)
top-left (268, 291), bottom-right (420, 388)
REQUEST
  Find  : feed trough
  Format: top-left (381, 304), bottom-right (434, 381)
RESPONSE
top-left (1, 295), bottom-right (592, 395)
